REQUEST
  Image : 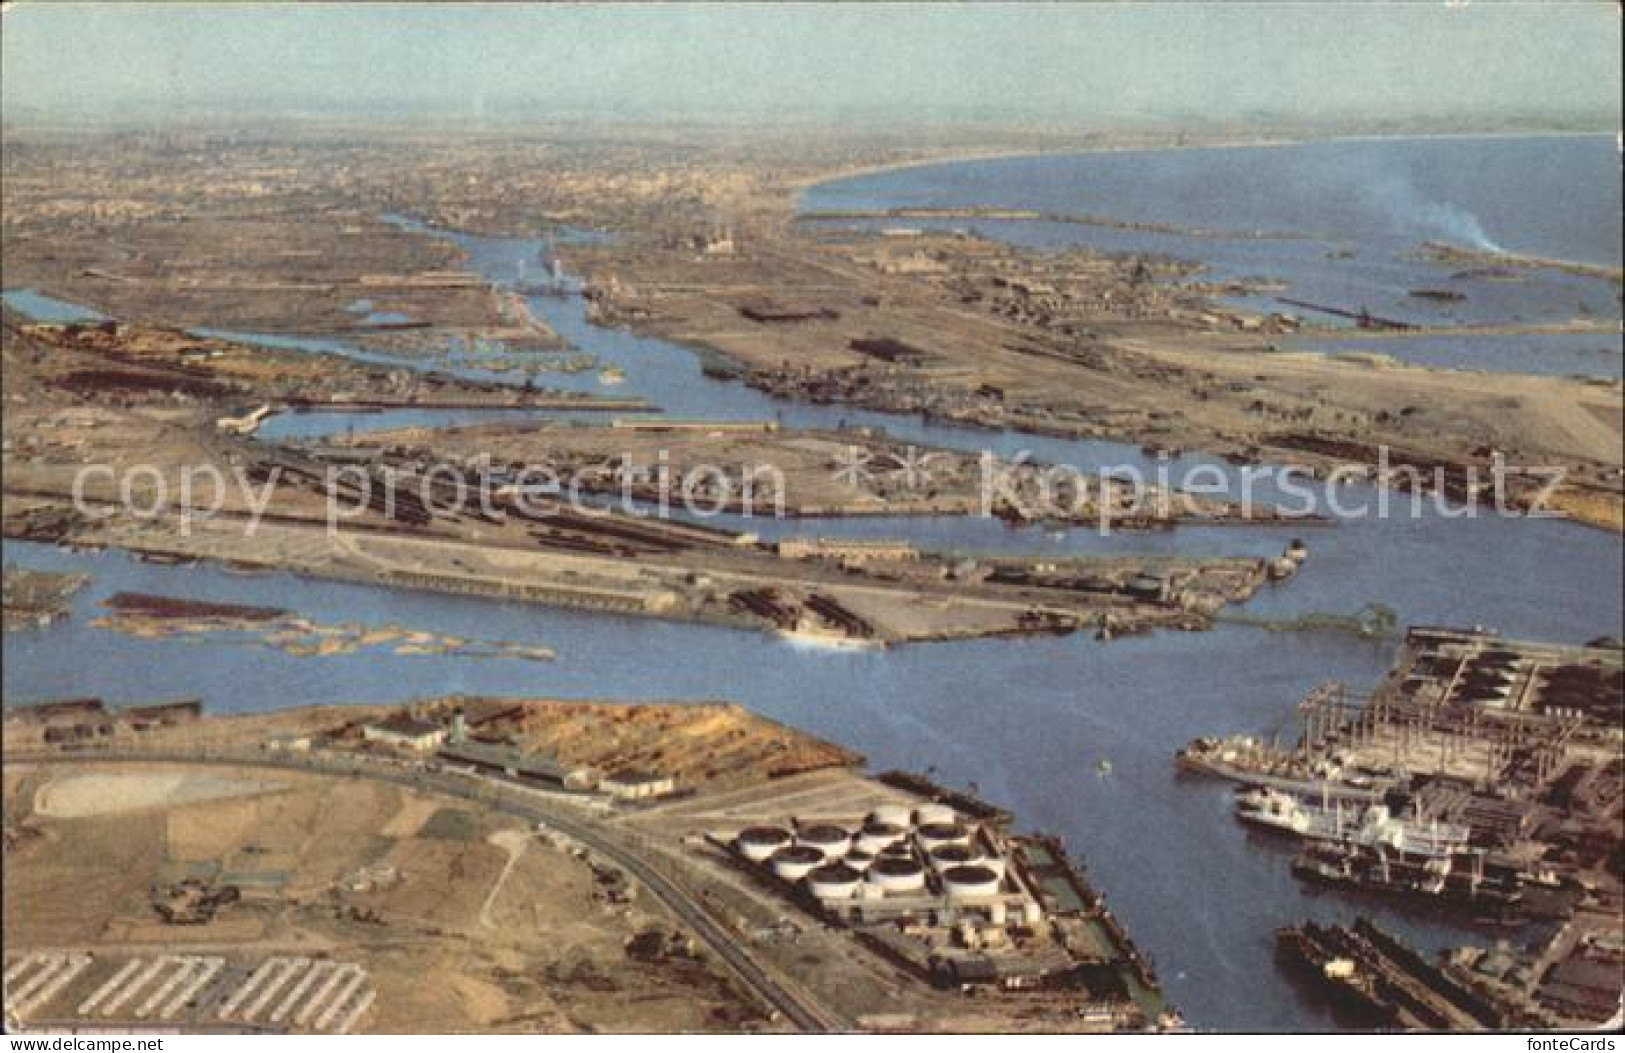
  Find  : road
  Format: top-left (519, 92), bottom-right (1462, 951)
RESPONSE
top-left (5, 747), bottom-right (841, 1033)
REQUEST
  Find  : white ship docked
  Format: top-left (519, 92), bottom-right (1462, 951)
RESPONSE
top-left (1235, 786), bottom-right (1471, 856)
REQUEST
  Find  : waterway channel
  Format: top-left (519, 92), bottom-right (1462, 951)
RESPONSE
top-left (5, 136), bottom-right (1622, 1030)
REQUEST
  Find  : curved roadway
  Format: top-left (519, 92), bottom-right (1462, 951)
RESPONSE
top-left (6, 748), bottom-right (839, 1033)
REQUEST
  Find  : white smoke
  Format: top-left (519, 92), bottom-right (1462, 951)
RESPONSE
top-left (1362, 167), bottom-right (1504, 254)
top-left (1409, 197), bottom-right (1504, 254)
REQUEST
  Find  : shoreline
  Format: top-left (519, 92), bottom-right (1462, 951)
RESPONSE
top-left (790, 128), bottom-right (1624, 273)
top-left (790, 126), bottom-right (1621, 194)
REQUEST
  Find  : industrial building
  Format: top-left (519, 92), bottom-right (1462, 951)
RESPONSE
top-left (600, 768), bottom-right (678, 800)
top-left (436, 741), bottom-right (597, 791)
top-left (729, 803), bottom-right (1054, 979)
top-left (4, 697), bottom-right (203, 747)
top-left (360, 715), bottom-right (446, 752)
top-left (776, 538), bottom-right (918, 564)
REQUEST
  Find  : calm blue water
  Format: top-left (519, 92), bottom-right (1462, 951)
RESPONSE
top-left (2, 288), bottom-right (107, 323)
top-left (5, 136), bottom-right (1622, 1031)
top-left (805, 135), bottom-right (1624, 349)
top-left (1287, 330), bottom-right (1622, 381)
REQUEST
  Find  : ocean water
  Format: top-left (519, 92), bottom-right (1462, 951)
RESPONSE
top-left (804, 134), bottom-right (1623, 361)
top-left (5, 135), bottom-right (1623, 1030)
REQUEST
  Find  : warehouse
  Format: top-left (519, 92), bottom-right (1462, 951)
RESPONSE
top-left (360, 715), bottom-right (446, 752)
top-left (437, 741), bottom-right (598, 791)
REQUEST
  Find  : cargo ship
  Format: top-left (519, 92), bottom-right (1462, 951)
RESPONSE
top-left (1275, 922), bottom-right (1397, 1027)
top-left (1290, 840), bottom-right (1526, 916)
top-left (1275, 918), bottom-right (1512, 1029)
top-left (1234, 785), bottom-right (1469, 853)
top-left (1177, 735), bottom-right (1390, 799)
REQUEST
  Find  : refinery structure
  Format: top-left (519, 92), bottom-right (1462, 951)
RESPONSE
top-left (726, 798), bottom-right (1163, 1012)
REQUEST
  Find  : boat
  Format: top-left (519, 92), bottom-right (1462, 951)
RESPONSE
top-left (1275, 923), bottom-right (1397, 1026)
top-left (1291, 841), bottom-right (1526, 914)
top-left (775, 626), bottom-right (885, 652)
top-left (1235, 786), bottom-right (1473, 854)
top-left (1181, 736), bottom-right (1390, 799)
top-left (598, 366), bottom-right (626, 386)
top-left (1236, 785), bottom-right (1352, 839)
top-left (1409, 288), bottom-right (1467, 302)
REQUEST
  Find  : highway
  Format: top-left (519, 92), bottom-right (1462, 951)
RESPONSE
top-left (5, 747), bottom-right (841, 1033)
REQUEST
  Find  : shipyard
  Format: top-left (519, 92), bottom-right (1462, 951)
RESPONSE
top-left (1182, 626), bottom-right (1623, 1026)
top-left (3, 1), bottom-right (1622, 1040)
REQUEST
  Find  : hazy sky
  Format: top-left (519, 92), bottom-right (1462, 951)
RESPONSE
top-left (3, 2), bottom-right (1620, 125)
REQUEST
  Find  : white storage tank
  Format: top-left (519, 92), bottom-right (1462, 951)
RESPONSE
top-left (856, 821), bottom-right (908, 855)
top-left (868, 804), bottom-right (913, 829)
top-left (913, 803), bottom-right (957, 827)
top-left (735, 826), bottom-right (793, 863)
top-left (796, 824), bottom-right (852, 859)
top-left (770, 845), bottom-right (826, 882)
top-left (927, 843), bottom-right (984, 873)
top-left (865, 855), bottom-right (927, 894)
top-left (805, 862), bottom-right (862, 900)
top-left (914, 822), bottom-right (972, 852)
top-left (942, 864), bottom-right (1002, 900)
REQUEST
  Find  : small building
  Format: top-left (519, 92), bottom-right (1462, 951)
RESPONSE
top-left (362, 715), bottom-right (447, 752)
top-left (777, 538), bottom-right (918, 564)
top-left (601, 768), bottom-right (677, 800)
top-left (853, 251), bottom-right (948, 276)
top-left (738, 302), bottom-right (840, 324)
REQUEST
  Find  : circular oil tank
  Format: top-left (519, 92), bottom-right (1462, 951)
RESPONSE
top-left (735, 826), bottom-right (792, 863)
top-left (942, 864), bottom-right (1002, 899)
top-left (915, 822), bottom-right (972, 852)
top-left (868, 804), bottom-right (913, 829)
top-left (856, 821), bottom-right (908, 854)
top-left (805, 863), bottom-right (861, 900)
top-left (770, 845), bottom-right (826, 882)
top-left (796, 824), bottom-right (852, 858)
top-left (865, 855), bottom-right (926, 894)
top-left (844, 849), bottom-right (875, 873)
top-left (913, 803), bottom-right (957, 827)
top-left (927, 843), bottom-right (980, 871)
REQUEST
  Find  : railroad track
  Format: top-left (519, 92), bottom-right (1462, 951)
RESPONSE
top-left (5, 748), bottom-right (841, 1032)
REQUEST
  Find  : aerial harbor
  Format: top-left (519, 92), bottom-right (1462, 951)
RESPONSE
top-left (3, 1), bottom-right (1621, 1038)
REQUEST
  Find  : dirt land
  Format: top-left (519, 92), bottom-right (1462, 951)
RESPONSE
top-left (2, 760), bottom-right (768, 1033)
top-left (565, 228), bottom-right (1622, 530)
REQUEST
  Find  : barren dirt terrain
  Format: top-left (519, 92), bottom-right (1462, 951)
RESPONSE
top-left (2, 761), bottom-right (767, 1033)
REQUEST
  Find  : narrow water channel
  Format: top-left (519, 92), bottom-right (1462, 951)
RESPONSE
top-left (4, 137), bottom-right (1620, 1028)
